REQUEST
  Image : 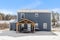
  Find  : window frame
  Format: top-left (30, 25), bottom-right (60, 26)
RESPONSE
top-left (21, 13), bottom-right (25, 19)
top-left (43, 23), bottom-right (47, 29)
top-left (35, 23), bottom-right (39, 29)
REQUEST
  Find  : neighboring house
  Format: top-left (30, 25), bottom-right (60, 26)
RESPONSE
top-left (0, 13), bottom-right (17, 30)
top-left (10, 10), bottom-right (51, 33)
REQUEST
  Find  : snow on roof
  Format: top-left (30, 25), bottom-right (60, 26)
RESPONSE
top-left (17, 9), bottom-right (51, 13)
top-left (0, 20), bottom-right (10, 24)
top-left (9, 19), bottom-right (17, 23)
top-left (0, 19), bottom-right (17, 24)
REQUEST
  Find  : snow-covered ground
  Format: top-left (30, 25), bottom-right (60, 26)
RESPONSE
top-left (0, 29), bottom-right (60, 40)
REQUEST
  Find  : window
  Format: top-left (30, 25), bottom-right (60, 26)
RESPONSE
top-left (35, 23), bottom-right (38, 26)
top-left (35, 23), bottom-right (39, 29)
top-left (43, 23), bottom-right (47, 29)
top-left (35, 13), bottom-right (38, 17)
top-left (21, 13), bottom-right (25, 19)
top-left (27, 24), bottom-right (31, 27)
top-left (21, 24), bottom-right (24, 27)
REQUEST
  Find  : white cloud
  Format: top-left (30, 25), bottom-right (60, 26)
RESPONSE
top-left (0, 9), bottom-right (16, 15)
top-left (20, 0), bottom-right (42, 9)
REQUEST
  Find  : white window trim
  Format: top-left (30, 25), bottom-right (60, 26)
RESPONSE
top-left (43, 23), bottom-right (47, 29)
top-left (21, 13), bottom-right (25, 19)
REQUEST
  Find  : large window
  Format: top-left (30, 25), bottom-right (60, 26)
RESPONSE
top-left (35, 23), bottom-right (39, 29)
top-left (21, 13), bottom-right (25, 19)
top-left (21, 24), bottom-right (24, 27)
top-left (43, 23), bottom-right (47, 29)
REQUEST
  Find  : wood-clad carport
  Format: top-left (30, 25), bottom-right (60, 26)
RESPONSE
top-left (16, 19), bottom-right (35, 33)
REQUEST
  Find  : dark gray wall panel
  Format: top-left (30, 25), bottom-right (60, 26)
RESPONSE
top-left (10, 23), bottom-right (16, 31)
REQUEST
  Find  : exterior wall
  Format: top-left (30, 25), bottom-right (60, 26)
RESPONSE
top-left (17, 12), bottom-right (51, 31)
top-left (18, 12), bottom-right (22, 21)
top-left (10, 23), bottom-right (16, 31)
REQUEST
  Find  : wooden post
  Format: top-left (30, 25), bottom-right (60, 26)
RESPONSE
top-left (16, 23), bottom-right (19, 33)
top-left (33, 23), bottom-right (35, 32)
top-left (31, 23), bottom-right (35, 33)
top-left (32, 23), bottom-right (35, 32)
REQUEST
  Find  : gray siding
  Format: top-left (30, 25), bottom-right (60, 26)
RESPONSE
top-left (18, 12), bottom-right (21, 21)
top-left (25, 13), bottom-right (51, 31)
top-left (18, 12), bottom-right (51, 31)
top-left (13, 12), bottom-right (51, 31)
top-left (10, 23), bottom-right (16, 31)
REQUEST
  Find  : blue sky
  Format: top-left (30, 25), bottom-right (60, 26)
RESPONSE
top-left (0, 0), bottom-right (60, 15)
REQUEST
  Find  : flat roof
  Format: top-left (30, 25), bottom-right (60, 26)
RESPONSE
top-left (17, 9), bottom-right (51, 13)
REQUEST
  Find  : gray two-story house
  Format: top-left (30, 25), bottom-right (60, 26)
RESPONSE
top-left (10, 10), bottom-right (52, 33)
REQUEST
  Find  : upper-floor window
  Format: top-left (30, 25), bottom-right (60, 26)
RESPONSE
top-left (35, 13), bottom-right (38, 17)
top-left (21, 13), bottom-right (25, 19)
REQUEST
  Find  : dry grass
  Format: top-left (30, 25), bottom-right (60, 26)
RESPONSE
top-left (0, 23), bottom-right (9, 30)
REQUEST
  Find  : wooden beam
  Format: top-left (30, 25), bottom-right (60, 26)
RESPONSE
top-left (16, 18), bottom-right (35, 33)
top-left (31, 23), bottom-right (35, 32)
top-left (16, 23), bottom-right (18, 33)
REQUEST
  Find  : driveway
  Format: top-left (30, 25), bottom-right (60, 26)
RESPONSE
top-left (0, 29), bottom-right (56, 37)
